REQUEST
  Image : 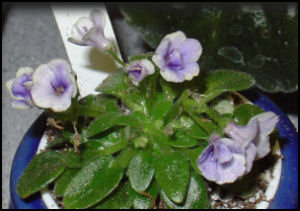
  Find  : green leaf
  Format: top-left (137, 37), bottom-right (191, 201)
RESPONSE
top-left (61, 150), bottom-right (82, 168)
top-left (161, 172), bottom-right (210, 209)
top-left (92, 182), bottom-right (131, 209)
top-left (168, 131), bottom-right (198, 148)
top-left (95, 70), bottom-right (128, 96)
top-left (151, 99), bottom-right (173, 120)
top-left (85, 129), bottom-right (128, 156)
top-left (54, 168), bottom-right (80, 197)
top-left (204, 69), bottom-right (255, 94)
top-left (129, 180), bottom-right (160, 209)
top-left (111, 147), bottom-right (137, 169)
top-left (128, 151), bottom-right (155, 192)
top-left (77, 141), bottom-right (104, 166)
top-left (87, 112), bottom-right (141, 137)
top-left (188, 124), bottom-right (209, 139)
top-left (159, 78), bottom-right (177, 100)
top-left (63, 156), bottom-right (124, 209)
top-left (16, 151), bottom-right (65, 198)
top-left (99, 131), bottom-right (128, 155)
top-left (77, 95), bottom-right (120, 117)
top-left (172, 115), bottom-right (208, 139)
top-left (121, 4), bottom-right (298, 93)
top-left (154, 151), bottom-right (190, 203)
top-left (87, 112), bottom-right (119, 137)
top-left (112, 114), bottom-right (142, 128)
top-left (233, 103), bottom-right (264, 125)
top-left (46, 135), bottom-right (69, 149)
top-left (164, 90), bottom-right (189, 124)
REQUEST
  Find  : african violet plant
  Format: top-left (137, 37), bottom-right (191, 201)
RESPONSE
top-left (7, 9), bottom-right (279, 209)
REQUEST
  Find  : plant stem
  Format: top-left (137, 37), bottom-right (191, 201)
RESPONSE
top-left (186, 111), bottom-right (213, 134)
top-left (203, 105), bottom-right (226, 129)
top-left (106, 48), bottom-right (126, 67)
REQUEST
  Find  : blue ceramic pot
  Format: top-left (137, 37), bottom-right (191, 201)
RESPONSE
top-left (10, 90), bottom-right (298, 209)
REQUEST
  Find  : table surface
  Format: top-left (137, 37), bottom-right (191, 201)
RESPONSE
top-left (2, 3), bottom-right (298, 209)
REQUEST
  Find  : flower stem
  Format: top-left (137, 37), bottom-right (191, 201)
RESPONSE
top-left (186, 111), bottom-right (214, 134)
top-left (203, 105), bottom-right (226, 129)
top-left (106, 48), bottom-right (126, 67)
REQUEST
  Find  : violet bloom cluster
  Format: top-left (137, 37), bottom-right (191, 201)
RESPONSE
top-left (125, 59), bottom-right (155, 86)
top-left (6, 67), bottom-right (34, 109)
top-left (152, 31), bottom-right (202, 83)
top-left (68, 9), bottom-right (112, 52)
top-left (7, 59), bottom-right (77, 112)
top-left (197, 112), bottom-right (279, 185)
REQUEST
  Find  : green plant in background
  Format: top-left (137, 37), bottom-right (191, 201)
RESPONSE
top-left (7, 9), bottom-right (280, 209)
top-left (121, 3), bottom-right (298, 93)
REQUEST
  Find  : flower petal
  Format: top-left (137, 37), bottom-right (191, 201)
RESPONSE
top-left (11, 73), bottom-right (32, 100)
top-left (217, 153), bottom-right (246, 184)
top-left (245, 143), bottom-right (257, 173)
top-left (154, 38), bottom-right (170, 59)
top-left (165, 31), bottom-right (186, 44)
top-left (82, 26), bottom-right (112, 51)
top-left (70, 17), bottom-right (94, 44)
top-left (89, 9), bottom-right (106, 28)
top-left (16, 67), bottom-right (34, 77)
top-left (180, 62), bottom-right (200, 81)
top-left (224, 120), bottom-right (258, 147)
top-left (197, 145), bottom-right (220, 182)
top-left (160, 67), bottom-right (185, 82)
top-left (214, 141), bottom-right (233, 164)
top-left (11, 99), bottom-right (31, 110)
top-left (253, 135), bottom-right (270, 159)
top-left (178, 38), bottom-right (203, 63)
top-left (254, 112), bottom-right (279, 135)
top-left (6, 79), bottom-right (17, 99)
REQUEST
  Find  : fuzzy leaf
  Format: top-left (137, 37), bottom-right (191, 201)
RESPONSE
top-left (54, 168), bottom-right (80, 197)
top-left (129, 180), bottom-right (160, 209)
top-left (151, 99), bottom-right (173, 120)
top-left (16, 151), bottom-right (65, 198)
top-left (161, 172), bottom-right (210, 209)
top-left (128, 151), bottom-right (155, 192)
top-left (168, 130), bottom-right (199, 148)
top-left (87, 112), bottom-right (141, 137)
top-left (154, 151), bottom-right (190, 203)
top-left (204, 69), bottom-right (255, 94)
top-left (95, 70), bottom-right (128, 96)
top-left (92, 182), bottom-right (131, 209)
top-left (233, 103), bottom-right (264, 125)
top-left (63, 156), bottom-right (124, 209)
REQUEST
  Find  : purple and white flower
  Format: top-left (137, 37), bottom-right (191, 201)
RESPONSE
top-left (197, 135), bottom-right (246, 185)
top-left (197, 112), bottom-right (279, 184)
top-left (152, 31), bottom-right (202, 83)
top-left (125, 59), bottom-right (155, 86)
top-left (6, 67), bottom-right (34, 109)
top-left (225, 112), bottom-right (279, 160)
top-left (68, 9), bottom-right (112, 51)
top-left (31, 59), bottom-right (77, 112)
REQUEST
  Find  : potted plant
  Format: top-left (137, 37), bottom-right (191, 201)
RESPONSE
top-left (9, 8), bottom-right (297, 209)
